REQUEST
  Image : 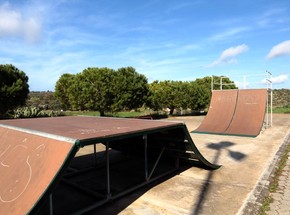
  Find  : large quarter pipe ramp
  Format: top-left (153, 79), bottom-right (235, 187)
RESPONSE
top-left (0, 116), bottom-right (219, 214)
top-left (193, 89), bottom-right (268, 137)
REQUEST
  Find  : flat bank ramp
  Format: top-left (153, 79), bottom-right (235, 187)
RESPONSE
top-left (194, 90), bottom-right (238, 134)
top-left (0, 127), bottom-right (74, 214)
top-left (0, 116), bottom-right (219, 214)
top-left (193, 89), bottom-right (267, 137)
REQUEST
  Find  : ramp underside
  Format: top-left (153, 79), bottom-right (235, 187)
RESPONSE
top-left (0, 116), bottom-right (219, 214)
top-left (193, 89), bottom-right (267, 137)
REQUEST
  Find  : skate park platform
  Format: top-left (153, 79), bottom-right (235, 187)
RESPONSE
top-left (0, 116), bottom-right (219, 214)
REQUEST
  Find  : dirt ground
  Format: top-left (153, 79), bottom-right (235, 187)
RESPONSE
top-left (84, 114), bottom-right (290, 215)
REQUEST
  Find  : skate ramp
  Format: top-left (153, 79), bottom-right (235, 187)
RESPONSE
top-left (193, 89), bottom-right (267, 137)
top-left (0, 116), bottom-right (219, 214)
top-left (0, 127), bottom-right (74, 215)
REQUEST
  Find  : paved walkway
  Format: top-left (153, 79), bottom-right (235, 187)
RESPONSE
top-left (268, 154), bottom-right (290, 215)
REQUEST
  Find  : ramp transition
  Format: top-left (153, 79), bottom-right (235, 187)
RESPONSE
top-left (194, 90), bottom-right (238, 134)
top-left (0, 116), bottom-right (219, 214)
top-left (193, 89), bottom-right (267, 137)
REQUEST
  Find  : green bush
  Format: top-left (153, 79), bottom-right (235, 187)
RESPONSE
top-left (10, 107), bottom-right (65, 119)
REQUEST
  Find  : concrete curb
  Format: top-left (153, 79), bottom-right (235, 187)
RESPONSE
top-left (238, 131), bottom-right (290, 214)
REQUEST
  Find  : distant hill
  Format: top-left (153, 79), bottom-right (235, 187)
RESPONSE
top-left (27, 91), bottom-right (61, 110)
top-left (272, 89), bottom-right (290, 107)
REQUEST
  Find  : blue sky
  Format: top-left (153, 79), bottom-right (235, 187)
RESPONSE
top-left (0, 0), bottom-right (289, 91)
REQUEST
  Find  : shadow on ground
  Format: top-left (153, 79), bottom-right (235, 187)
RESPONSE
top-left (191, 141), bottom-right (247, 215)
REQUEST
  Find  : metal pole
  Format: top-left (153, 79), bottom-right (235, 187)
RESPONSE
top-left (106, 142), bottom-right (111, 198)
top-left (94, 143), bottom-right (97, 166)
top-left (266, 70), bottom-right (273, 127)
top-left (49, 194), bottom-right (53, 215)
top-left (270, 72), bottom-right (273, 127)
top-left (266, 71), bottom-right (270, 128)
top-left (143, 134), bottom-right (148, 181)
top-left (148, 147), bottom-right (165, 180)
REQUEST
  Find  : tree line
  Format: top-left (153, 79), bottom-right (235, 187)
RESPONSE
top-left (54, 66), bottom-right (236, 116)
top-left (0, 64), bottom-right (237, 118)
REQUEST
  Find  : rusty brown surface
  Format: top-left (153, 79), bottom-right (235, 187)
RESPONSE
top-left (224, 89), bottom-right (267, 136)
top-left (194, 90), bottom-right (238, 134)
top-left (0, 116), bottom-right (183, 143)
top-left (0, 127), bottom-right (73, 214)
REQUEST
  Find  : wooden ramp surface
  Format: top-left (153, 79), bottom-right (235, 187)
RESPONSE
top-left (193, 89), bottom-right (267, 137)
top-left (194, 90), bottom-right (238, 134)
top-left (224, 89), bottom-right (268, 136)
top-left (0, 127), bottom-right (73, 214)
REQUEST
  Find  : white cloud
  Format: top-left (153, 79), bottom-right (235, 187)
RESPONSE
top-left (209, 27), bottom-right (250, 41)
top-left (257, 8), bottom-right (288, 28)
top-left (266, 40), bottom-right (290, 59)
top-left (0, 2), bottom-right (41, 43)
top-left (207, 44), bottom-right (249, 67)
top-left (261, 74), bottom-right (288, 84)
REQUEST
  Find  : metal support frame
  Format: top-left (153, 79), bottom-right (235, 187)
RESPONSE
top-left (211, 75), bottom-right (236, 91)
top-left (68, 134), bottom-right (179, 214)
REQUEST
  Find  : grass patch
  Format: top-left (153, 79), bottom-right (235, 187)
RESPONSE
top-left (259, 136), bottom-right (290, 214)
top-left (269, 141), bottom-right (290, 193)
top-left (259, 196), bottom-right (273, 215)
top-left (272, 106), bottom-right (290, 114)
top-left (65, 111), bottom-right (101, 116)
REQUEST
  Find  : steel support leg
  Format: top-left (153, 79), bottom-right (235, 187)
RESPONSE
top-left (106, 142), bottom-right (111, 199)
top-left (143, 134), bottom-right (148, 181)
top-left (49, 193), bottom-right (53, 215)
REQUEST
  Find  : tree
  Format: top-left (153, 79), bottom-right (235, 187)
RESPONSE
top-left (149, 80), bottom-right (187, 115)
top-left (54, 73), bottom-right (76, 110)
top-left (114, 67), bottom-right (150, 111)
top-left (0, 64), bottom-right (29, 118)
top-left (186, 81), bottom-right (210, 111)
top-left (55, 66), bottom-right (150, 116)
top-left (70, 67), bottom-right (116, 116)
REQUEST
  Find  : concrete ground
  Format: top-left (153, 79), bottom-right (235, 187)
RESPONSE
top-left (90, 113), bottom-right (290, 215)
